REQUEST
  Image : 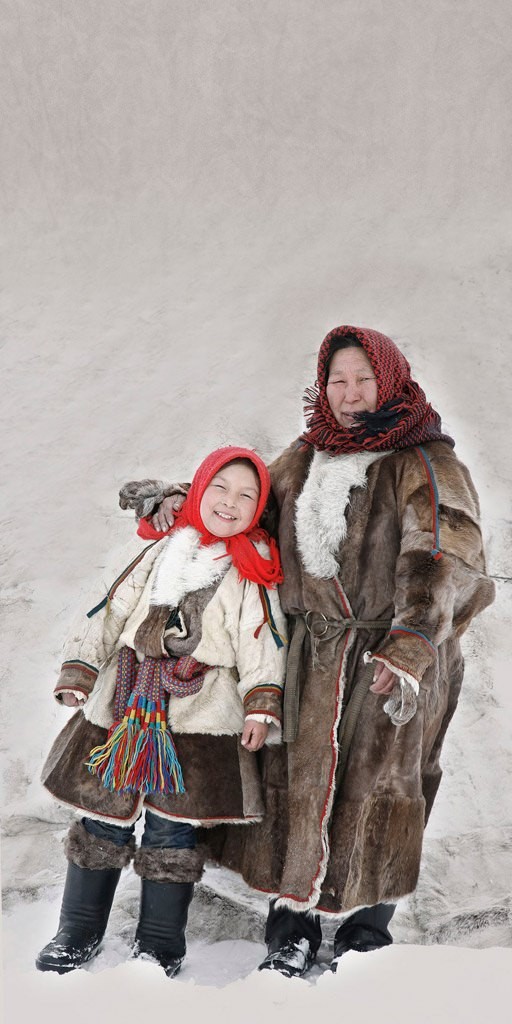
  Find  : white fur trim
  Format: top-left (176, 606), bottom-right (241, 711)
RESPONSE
top-left (54, 689), bottom-right (87, 705)
top-left (150, 526), bottom-right (231, 608)
top-left (317, 900), bottom-right (397, 922)
top-left (245, 713), bottom-right (282, 745)
top-left (274, 898), bottom-right (398, 921)
top-left (69, 798), bottom-right (144, 829)
top-left (295, 450), bottom-right (387, 578)
top-left (143, 806), bottom-right (263, 827)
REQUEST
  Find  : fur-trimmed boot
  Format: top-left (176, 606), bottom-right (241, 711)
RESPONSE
top-left (36, 821), bottom-right (135, 974)
top-left (330, 903), bottom-right (395, 972)
top-left (132, 845), bottom-right (204, 978)
top-left (258, 899), bottom-right (322, 978)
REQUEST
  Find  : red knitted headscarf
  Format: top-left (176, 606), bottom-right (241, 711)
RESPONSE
top-left (138, 447), bottom-right (283, 588)
top-left (300, 325), bottom-right (454, 454)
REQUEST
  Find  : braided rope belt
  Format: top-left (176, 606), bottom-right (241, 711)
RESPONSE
top-left (283, 612), bottom-right (391, 744)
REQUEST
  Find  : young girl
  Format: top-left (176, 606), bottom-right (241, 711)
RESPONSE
top-left (36, 447), bottom-right (286, 977)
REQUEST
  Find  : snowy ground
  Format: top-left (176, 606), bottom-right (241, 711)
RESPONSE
top-left (2, 852), bottom-right (511, 1022)
top-left (1, 0), bottom-right (511, 1020)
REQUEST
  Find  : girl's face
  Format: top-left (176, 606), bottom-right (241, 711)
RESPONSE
top-left (326, 347), bottom-right (378, 428)
top-left (199, 462), bottom-right (261, 537)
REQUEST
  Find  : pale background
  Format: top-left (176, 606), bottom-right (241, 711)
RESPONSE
top-left (1, 1), bottom-right (511, 1019)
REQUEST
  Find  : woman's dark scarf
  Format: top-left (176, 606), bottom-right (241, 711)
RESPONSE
top-left (300, 325), bottom-right (454, 454)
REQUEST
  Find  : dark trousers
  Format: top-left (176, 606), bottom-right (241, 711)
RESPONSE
top-left (82, 811), bottom-right (196, 850)
top-left (265, 899), bottom-right (395, 954)
top-left (333, 902), bottom-right (395, 951)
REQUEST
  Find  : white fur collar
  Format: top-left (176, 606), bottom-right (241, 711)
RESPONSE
top-left (295, 449), bottom-right (387, 578)
top-left (150, 526), bottom-right (231, 607)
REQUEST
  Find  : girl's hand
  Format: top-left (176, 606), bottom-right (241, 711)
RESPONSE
top-left (60, 693), bottom-right (86, 707)
top-left (151, 494), bottom-right (186, 532)
top-left (241, 720), bottom-right (269, 752)
top-left (369, 662), bottom-right (399, 695)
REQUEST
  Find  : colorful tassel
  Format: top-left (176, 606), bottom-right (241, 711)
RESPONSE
top-left (86, 690), bottom-right (185, 794)
top-left (85, 650), bottom-right (185, 795)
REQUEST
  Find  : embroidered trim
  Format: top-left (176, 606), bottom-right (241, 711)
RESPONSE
top-left (61, 659), bottom-right (99, 679)
top-left (254, 585), bottom-right (287, 649)
top-left (416, 446), bottom-right (443, 560)
top-left (243, 684), bottom-right (284, 703)
top-left (277, 630), bottom-right (352, 910)
top-left (333, 578), bottom-right (352, 618)
top-left (364, 652), bottom-right (421, 691)
top-left (389, 626), bottom-right (436, 651)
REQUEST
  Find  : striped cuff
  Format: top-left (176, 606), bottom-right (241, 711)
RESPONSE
top-left (54, 662), bottom-right (99, 702)
top-left (243, 683), bottom-right (283, 724)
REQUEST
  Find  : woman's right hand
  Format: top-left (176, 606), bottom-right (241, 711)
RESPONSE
top-left (151, 493), bottom-right (186, 532)
top-left (369, 662), bottom-right (399, 694)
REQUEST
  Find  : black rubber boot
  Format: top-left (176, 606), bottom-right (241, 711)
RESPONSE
top-left (133, 879), bottom-right (194, 978)
top-left (35, 861), bottom-right (122, 974)
top-left (331, 903), bottom-right (395, 972)
top-left (258, 899), bottom-right (322, 978)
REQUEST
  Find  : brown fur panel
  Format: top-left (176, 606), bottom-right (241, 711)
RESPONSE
top-left (393, 546), bottom-right (456, 636)
top-left (133, 844), bottom-right (205, 882)
top-left (163, 581), bottom-right (223, 657)
top-left (200, 743), bottom-right (290, 891)
top-left (421, 638), bottom-right (464, 822)
top-left (41, 711), bottom-right (140, 823)
top-left (320, 794), bottom-right (425, 911)
top-left (134, 605), bottom-right (170, 658)
top-left (65, 819), bottom-right (135, 870)
top-left (238, 743), bottom-right (266, 818)
top-left (146, 734), bottom-right (255, 823)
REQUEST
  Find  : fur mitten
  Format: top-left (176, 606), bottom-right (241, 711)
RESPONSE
top-left (119, 480), bottom-right (188, 519)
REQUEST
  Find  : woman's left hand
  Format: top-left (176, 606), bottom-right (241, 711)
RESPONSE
top-left (369, 662), bottom-right (399, 695)
top-left (241, 720), bottom-right (269, 751)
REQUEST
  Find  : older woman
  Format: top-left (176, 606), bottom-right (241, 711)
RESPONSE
top-left (121, 325), bottom-right (494, 976)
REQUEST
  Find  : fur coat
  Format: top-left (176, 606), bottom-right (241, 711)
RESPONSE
top-left (41, 527), bottom-right (286, 828)
top-left (203, 440), bottom-right (495, 914)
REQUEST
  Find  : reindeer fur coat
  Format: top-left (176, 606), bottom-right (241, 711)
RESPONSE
top-left (202, 440), bottom-right (495, 915)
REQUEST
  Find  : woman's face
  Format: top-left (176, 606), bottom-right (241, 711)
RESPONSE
top-left (199, 462), bottom-right (260, 537)
top-left (326, 347), bottom-right (378, 428)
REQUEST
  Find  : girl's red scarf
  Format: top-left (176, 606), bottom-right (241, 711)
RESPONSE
top-left (137, 446), bottom-right (283, 588)
top-left (300, 325), bottom-right (454, 454)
